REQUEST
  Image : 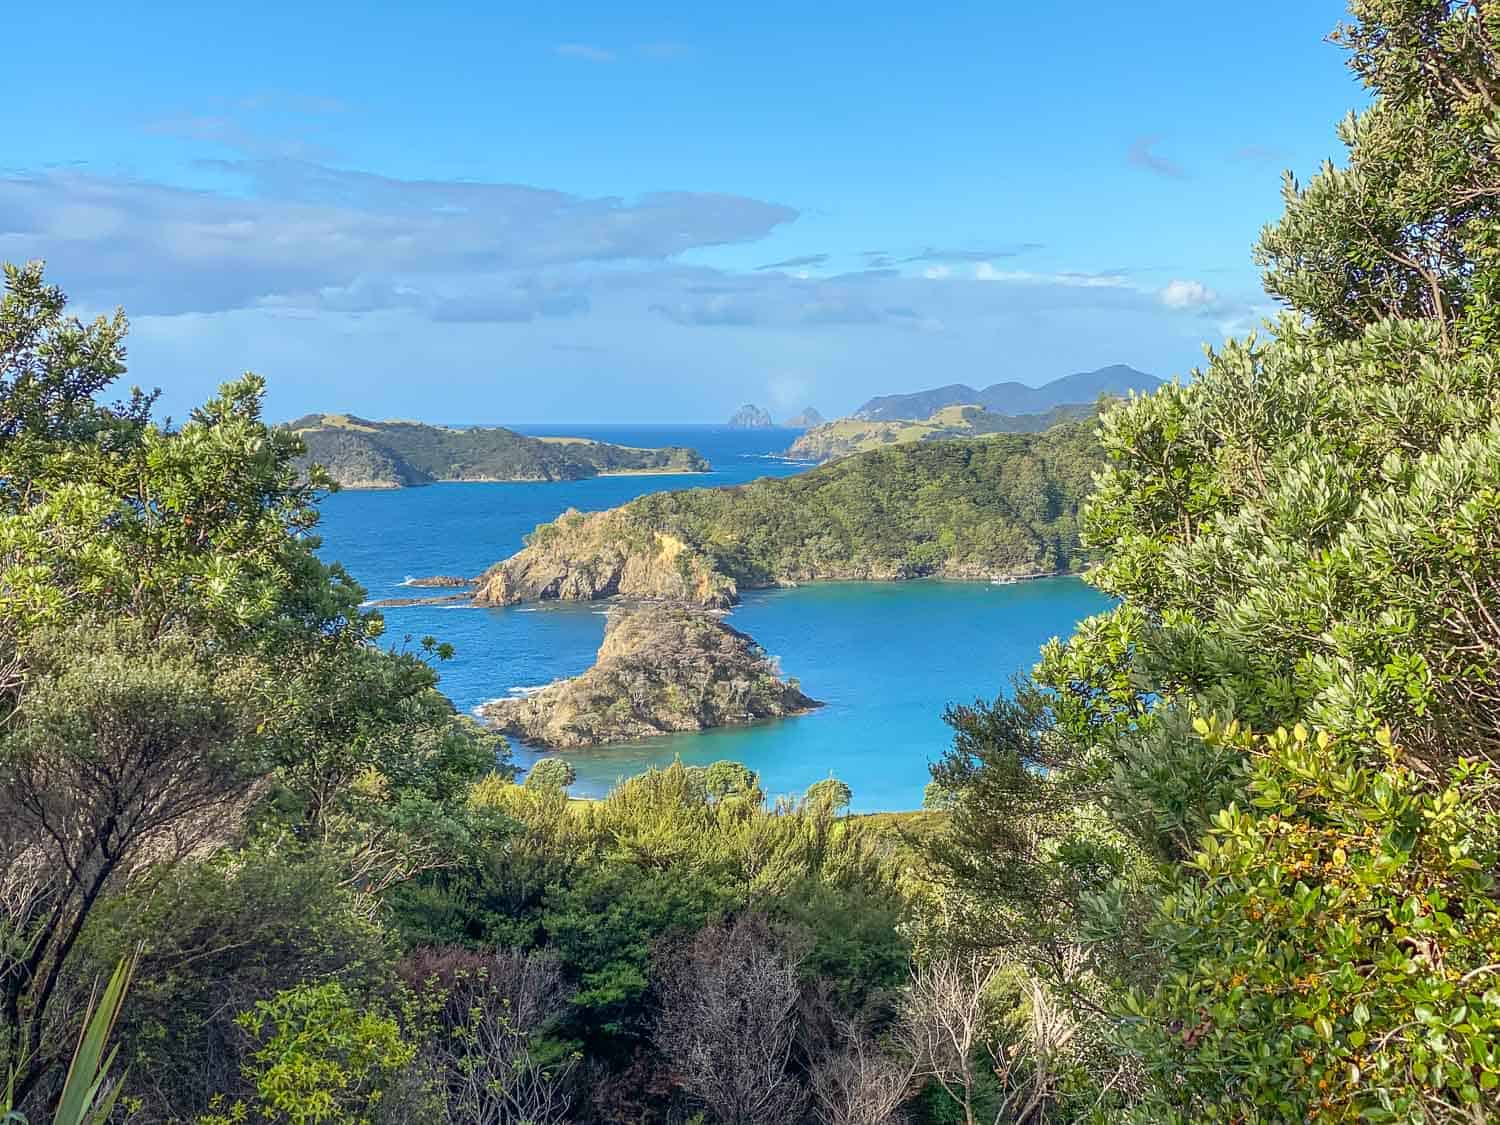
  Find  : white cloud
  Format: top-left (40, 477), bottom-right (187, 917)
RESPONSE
top-left (923, 265), bottom-right (950, 280)
top-left (1159, 278), bottom-right (1218, 309)
top-left (555, 43), bottom-right (615, 62)
top-left (974, 264), bottom-right (1130, 289)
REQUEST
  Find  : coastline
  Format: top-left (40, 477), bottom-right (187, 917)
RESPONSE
top-left (331, 467), bottom-right (712, 491)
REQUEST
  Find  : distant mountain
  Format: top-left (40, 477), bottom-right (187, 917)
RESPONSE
top-left (854, 364), bottom-right (1161, 421)
top-left (728, 404), bottom-right (775, 428)
top-left (783, 407), bottom-right (825, 428)
top-left (285, 413), bottom-right (709, 489)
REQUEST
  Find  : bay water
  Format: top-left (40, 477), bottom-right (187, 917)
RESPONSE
top-left (313, 424), bottom-right (1112, 810)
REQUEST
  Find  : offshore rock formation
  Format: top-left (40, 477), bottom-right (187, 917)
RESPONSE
top-left (480, 604), bottom-right (820, 747)
top-left (727, 404), bottom-right (774, 428)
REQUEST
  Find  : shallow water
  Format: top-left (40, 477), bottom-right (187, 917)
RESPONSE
top-left (314, 424), bottom-right (1111, 810)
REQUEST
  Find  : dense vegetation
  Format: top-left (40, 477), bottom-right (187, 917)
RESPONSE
top-left (286, 413), bottom-right (708, 488)
top-left (5, 4), bottom-right (1500, 1123)
top-left (474, 421), bottom-right (1105, 609)
top-left (920, 2), bottom-right (1500, 1119)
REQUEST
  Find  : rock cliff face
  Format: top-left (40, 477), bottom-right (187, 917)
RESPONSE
top-left (727, 404), bottom-right (774, 428)
top-left (480, 604), bottom-right (820, 747)
top-left (471, 508), bottom-right (738, 608)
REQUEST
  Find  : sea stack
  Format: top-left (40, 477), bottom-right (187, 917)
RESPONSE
top-left (727, 404), bottom-right (774, 428)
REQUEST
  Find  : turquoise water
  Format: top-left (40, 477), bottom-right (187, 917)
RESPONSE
top-left (314, 424), bottom-right (1111, 811)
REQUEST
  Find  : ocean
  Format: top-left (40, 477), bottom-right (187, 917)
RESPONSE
top-left (313, 424), bottom-right (1112, 811)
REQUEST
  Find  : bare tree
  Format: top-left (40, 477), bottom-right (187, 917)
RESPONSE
top-left (810, 1014), bottom-right (917, 1125)
top-left (899, 954), bottom-right (997, 1125)
top-left (401, 946), bottom-right (578, 1125)
top-left (651, 913), bottom-right (809, 1125)
top-left (899, 954), bottom-right (1081, 1125)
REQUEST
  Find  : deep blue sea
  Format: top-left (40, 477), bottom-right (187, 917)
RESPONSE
top-left (313, 424), bottom-right (1112, 811)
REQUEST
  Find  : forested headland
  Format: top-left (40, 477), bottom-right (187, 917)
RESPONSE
top-left (472, 422), bottom-right (1104, 608)
top-left (288, 413), bottom-right (709, 489)
top-left (4, 3), bottom-right (1500, 1122)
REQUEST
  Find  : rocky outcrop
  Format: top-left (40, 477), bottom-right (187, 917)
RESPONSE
top-left (480, 604), bottom-right (820, 747)
top-left (727, 404), bottom-right (774, 428)
top-left (471, 508), bottom-right (737, 608)
top-left (783, 407), bottom-right (825, 428)
top-left (408, 575), bottom-right (471, 587)
top-left (368, 593), bottom-right (471, 608)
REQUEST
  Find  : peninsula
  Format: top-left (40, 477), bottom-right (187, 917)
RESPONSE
top-left (465, 420), bottom-right (1103, 609)
top-left (480, 604), bottom-right (820, 747)
top-left (286, 413), bottom-right (709, 489)
top-left (786, 402), bottom-right (1094, 462)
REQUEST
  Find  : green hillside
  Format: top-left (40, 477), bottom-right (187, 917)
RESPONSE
top-left (285, 413), bottom-right (709, 488)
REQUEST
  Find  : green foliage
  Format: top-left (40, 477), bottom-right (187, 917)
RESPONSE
top-left (523, 757), bottom-right (577, 792)
top-left (703, 760), bottom-right (761, 802)
top-left (202, 983), bottom-right (415, 1125)
top-left (2, 955), bottom-right (137, 1125)
top-left (1256, 0), bottom-right (1500, 345)
top-left (507, 421), bottom-right (1105, 600)
top-left (924, 6), bottom-right (1500, 1119)
top-left (1126, 721), bottom-right (1500, 1120)
top-left (805, 777), bottom-right (852, 814)
top-left (392, 762), bottom-right (909, 1056)
top-left (77, 844), bottom-right (397, 1124)
top-left (0, 262), bottom-right (499, 1115)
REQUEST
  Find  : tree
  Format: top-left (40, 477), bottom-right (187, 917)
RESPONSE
top-left (926, 2), bottom-right (1500, 1117)
top-left (0, 261), bottom-right (499, 1113)
top-left (523, 758), bottom-right (576, 792)
top-left (0, 260), bottom-right (138, 446)
top-left (705, 760), bottom-right (760, 802)
top-left (400, 947), bottom-right (577, 1125)
top-left (805, 777), bottom-right (852, 814)
top-left (200, 982), bottom-right (415, 1125)
top-left (0, 630), bottom-right (262, 1105)
top-left (809, 1015), bottom-right (916, 1125)
top-left (651, 914), bottom-right (809, 1125)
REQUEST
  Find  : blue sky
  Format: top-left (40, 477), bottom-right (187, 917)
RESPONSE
top-left (3, 1), bottom-right (1358, 422)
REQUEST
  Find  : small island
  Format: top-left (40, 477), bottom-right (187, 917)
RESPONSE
top-left (480, 604), bottom-right (820, 747)
top-left (783, 407), bottom-right (825, 427)
top-left (286, 413), bottom-right (710, 489)
top-left (726, 404), bottom-right (774, 428)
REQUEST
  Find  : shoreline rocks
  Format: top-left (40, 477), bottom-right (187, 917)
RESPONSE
top-left (479, 604), bottom-right (821, 748)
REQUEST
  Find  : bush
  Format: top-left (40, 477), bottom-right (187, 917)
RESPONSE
top-left (524, 758), bottom-right (577, 792)
top-left (1126, 720), bottom-right (1500, 1120)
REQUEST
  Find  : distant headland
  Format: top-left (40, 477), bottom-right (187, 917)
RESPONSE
top-left (284, 413), bottom-right (709, 489)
